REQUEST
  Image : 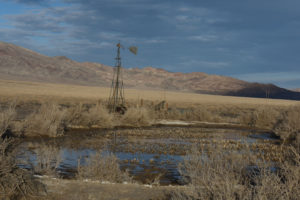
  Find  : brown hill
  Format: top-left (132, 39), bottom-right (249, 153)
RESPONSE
top-left (1, 41), bottom-right (300, 100)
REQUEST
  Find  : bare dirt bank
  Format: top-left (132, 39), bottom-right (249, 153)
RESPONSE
top-left (39, 176), bottom-right (173, 200)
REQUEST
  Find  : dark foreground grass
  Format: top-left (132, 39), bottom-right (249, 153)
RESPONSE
top-left (169, 143), bottom-right (300, 200)
top-left (0, 139), bottom-right (46, 200)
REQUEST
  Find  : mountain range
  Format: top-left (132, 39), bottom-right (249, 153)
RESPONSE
top-left (1, 41), bottom-right (300, 100)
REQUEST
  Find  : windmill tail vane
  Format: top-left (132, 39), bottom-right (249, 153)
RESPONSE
top-left (129, 46), bottom-right (138, 55)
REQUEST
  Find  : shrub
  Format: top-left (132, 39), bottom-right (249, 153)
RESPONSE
top-left (239, 106), bottom-right (279, 129)
top-left (77, 151), bottom-right (131, 183)
top-left (31, 144), bottom-right (62, 176)
top-left (255, 106), bottom-right (279, 129)
top-left (64, 103), bottom-right (88, 127)
top-left (121, 107), bottom-right (152, 127)
top-left (170, 143), bottom-right (300, 200)
top-left (0, 104), bottom-right (16, 138)
top-left (273, 105), bottom-right (300, 151)
top-left (174, 144), bottom-right (254, 200)
top-left (0, 139), bottom-right (46, 199)
top-left (83, 104), bottom-right (113, 128)
top-left (24, 103), bottom-right (66, 137)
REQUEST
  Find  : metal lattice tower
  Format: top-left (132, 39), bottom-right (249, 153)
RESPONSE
top-left (108, 43), bottom-right (126, 113)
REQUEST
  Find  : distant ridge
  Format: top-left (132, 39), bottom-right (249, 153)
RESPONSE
top-left (293, 88), bottom-right (300, 92)
top-left (0, 41), bottom-right (300, 100)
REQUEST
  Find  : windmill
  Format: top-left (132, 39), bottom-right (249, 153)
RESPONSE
top-left (107, 42), bottom-right (138, 113)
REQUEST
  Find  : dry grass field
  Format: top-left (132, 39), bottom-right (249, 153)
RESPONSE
top-left (0, 78), bottom-right (299, 140)
top-left (0, 79), bottom-right (299, 106)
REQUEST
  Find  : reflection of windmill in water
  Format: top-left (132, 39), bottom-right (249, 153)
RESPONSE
top-left (107, 42), bottom-right (137, 113)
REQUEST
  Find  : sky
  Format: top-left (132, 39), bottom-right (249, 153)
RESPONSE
top-left (0, 0), bottom-right (300, 88)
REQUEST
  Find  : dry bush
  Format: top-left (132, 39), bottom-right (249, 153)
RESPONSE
top-left (186, 107), bottom-right (213, 122)
top-left (239, 106), bottom-right (279, 129)
top-left (64, 103), bottom-right (88, 127)
top-left (254, 106), bottom-right (279, 129)
top-left (121, 107), bottom-right (152, 127)
top-left (83, 104), bottom-right (113, 128)
top-left (274, 106), bottom-right (300, 141)
top-left (162, 106), bottom-right (214, 122)
top-left (0, 104), bottom-right (16, 138)
top-left (173, 144), bottom-right (254, 200)
top-left (239, 110), bottom-right (258, 127)
top-left (30, 144), bottom-right (62, 176)
top-left (253, 146), bottom-right (300, 200)
top-left (170, 143), bottom-right (300, 200)
top-left (64, 103), bottom-right (114, 128)
top-left (273, 105), bottom-right (300, 152)
top-left (0, 139), bottom-right (46, 199)
top-left (24, 103), bottom-right (66, 137)
top-left (77, 151), bottom-right (131, 183)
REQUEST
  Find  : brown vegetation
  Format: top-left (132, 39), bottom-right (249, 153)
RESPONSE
top-left (0, 96), bottom-right (298, 140)
top-left (77, 151), bottom-right (132, 183)
top-left (31, 144), bottom-right (62, 176)
top-left (0, 103), bottom-right (16, 138)
top-left (0, 139), bottom-right (46, 200)
top-left (1, 78), bottom-right (300, 199)
top-left (273, 105), bottom-right (300, 151)
top-left (65, 103), bottom-right (114, 128)
top-left (121, 107), bottom-right (152, 127)
top-left (170, 143), bottom-right (300, 200)
top-left (83, 104), bottom-right (114, 128)
top-left (23, 103), bottom-right (66, 137)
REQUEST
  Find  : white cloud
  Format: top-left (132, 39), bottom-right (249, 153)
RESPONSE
top-left (178, 7), bottom-right (190, 12)
top-left (188, 35), bottom-right (218, 42)
top-left (97, 31), bottom-right (123, 40)
top-left (175, 15), bottom-right (189, 23)
top-left (143, 39), bottom-right (166, 44)
top-left (180, 59), bottom-right (229, 68)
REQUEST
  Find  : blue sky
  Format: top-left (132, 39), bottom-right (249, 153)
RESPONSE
top-left (1, 0), bottom-right (300, 88)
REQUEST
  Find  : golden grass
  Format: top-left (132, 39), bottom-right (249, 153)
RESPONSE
top-left (0, 79), bottom-right (299, 106)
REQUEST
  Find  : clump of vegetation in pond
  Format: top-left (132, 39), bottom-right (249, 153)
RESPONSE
top-left (77, 151), bottom-right (132, 183)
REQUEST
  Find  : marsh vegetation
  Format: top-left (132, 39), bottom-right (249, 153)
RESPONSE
top-left (0, 96), bottom-right (299, 199)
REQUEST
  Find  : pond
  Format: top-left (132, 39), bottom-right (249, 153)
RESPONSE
top-left (16, 127), bottom-right (280, 185)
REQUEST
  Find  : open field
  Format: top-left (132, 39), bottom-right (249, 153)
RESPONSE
top-left (0, 79), bottom-right (299, 106)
